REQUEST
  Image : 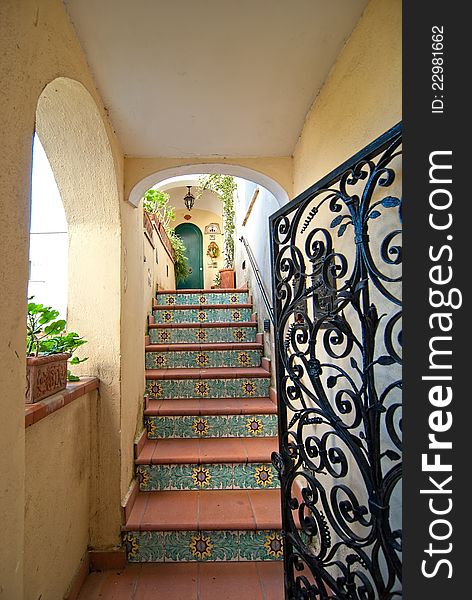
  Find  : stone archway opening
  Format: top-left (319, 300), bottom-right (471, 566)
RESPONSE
top-left (34, 76), bottom-right (122, 547)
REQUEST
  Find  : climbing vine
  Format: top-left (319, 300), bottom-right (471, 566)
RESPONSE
top-left (199, 174), bottom-right (237, 268)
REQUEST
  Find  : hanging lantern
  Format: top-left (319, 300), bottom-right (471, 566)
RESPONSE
top-left (184, 186), bottom-right (195, 211)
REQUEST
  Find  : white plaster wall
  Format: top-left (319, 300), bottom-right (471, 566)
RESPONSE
top-left (234, 179), bottom-right (280, 372)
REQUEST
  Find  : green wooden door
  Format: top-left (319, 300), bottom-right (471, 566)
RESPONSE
top-left (175, 223), bottom-right (204, 289)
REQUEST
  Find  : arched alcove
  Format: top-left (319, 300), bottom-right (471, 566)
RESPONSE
top-left (35, 76), bottom-right (122, 547)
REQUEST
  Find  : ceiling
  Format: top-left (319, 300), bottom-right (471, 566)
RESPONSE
top-left (64, 0), bottom-right (368, 157)
top-left (164, 184), bottom-right (223, 216)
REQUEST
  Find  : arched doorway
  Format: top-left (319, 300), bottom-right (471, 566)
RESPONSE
top-left (175, 223), bottom-right (203, 289)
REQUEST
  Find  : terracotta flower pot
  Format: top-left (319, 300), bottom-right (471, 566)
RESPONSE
top-left (219, 268), bottom-right (235, 289)
top-left (25, 352), bottom-right (71, 404)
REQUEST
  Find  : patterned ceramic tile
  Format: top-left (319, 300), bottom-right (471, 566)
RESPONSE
top-left (136, 463), bottom-right (279, 491)
top-left (124, 531), bottom-right (165, 563)
top-left (155, 292), bottom-right (249, 306)
top-left (145, 414), bottom-right (277, 438)
top-left (153, 307), bottom-right (252, 324)
top-left (123, 529), bottom-right (282, 562)
top-left (145, 349), bottom-right (262, 370)
top-left (145, 377), bottom-right (270, 400)
top-left (238, 530), bottom-right (284, 561)
top-left (149, 326), bottom-right (257, 345)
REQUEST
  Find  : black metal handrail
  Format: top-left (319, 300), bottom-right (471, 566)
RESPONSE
top-left (239, 236), bottom-right (274, 324)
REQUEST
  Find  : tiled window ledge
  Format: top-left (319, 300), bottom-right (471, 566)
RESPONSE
top-left (25, 377), bottom-right (99, 428)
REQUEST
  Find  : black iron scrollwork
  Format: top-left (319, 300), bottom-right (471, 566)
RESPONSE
top-left (270, 123), bottom-right (402, 599)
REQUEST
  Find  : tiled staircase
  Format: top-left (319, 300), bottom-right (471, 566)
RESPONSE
top-left (122, 287), bottom-right (283, 575)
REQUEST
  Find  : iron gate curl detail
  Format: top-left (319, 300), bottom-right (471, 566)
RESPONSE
top-left (270, 124), bottom-right (402, 599)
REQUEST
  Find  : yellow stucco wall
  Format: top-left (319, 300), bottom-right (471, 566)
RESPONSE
top-left (120, 197), bottom-right (145, 504)
top-left (293, 0), bottom-right (401, 195)
top-left (0, 1), bottom-right (136, 595)
top-left (143, 214), bottom-right (176, 315)
top-left (24, 392), bottom-right (95, 600)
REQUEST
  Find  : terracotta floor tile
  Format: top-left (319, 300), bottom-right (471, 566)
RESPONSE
top-left (240, 398), bottom-right (277, 414)
top-left (198, 490), bottom-right (255, 530)
top-left (135, 440), bottom-right (157, 465)
top-left (145, 399), bottom-right (162, 413)
top-left (140, 491), bottom-right (199, 530)
top-left (147, 397), bottom-right (277, 417)
top-left (198, 438), bottom-right (246, 463)
top-left (124, 493), bottom-right (149, 530)
top-left (151, 438), bottom-right (200, 464)
top-left (199, 367), bottom-right (240, 379)
top-left (248, 489), bottom-right (282, 529)
top-left (199, 562), bottom-right (264, 600)
top-left (199, 398), bottom-right (242, 415)
top-left (152, 399), bottom-right (201, 415)
top-left (243, 437), bottom-right (278, 462)
top-left (78, 563), bottom-right (282, 600)
top-left (134, 563), bottom-right (198, 600)
top-left (256, 561), bottom-right (285, 600)
top-left (76, 571), bottom-right (107, 600)
top-left (94, 567), bottom-right (142, 599)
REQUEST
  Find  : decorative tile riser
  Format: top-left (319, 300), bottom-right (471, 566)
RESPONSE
top-left (146, 377), bottom-right (270, 400)
top-left (155, 292), bottom-right (249, 306)
top-left (123, 529), bottom-right (283, 563)
top-left (145, 414), bottom-right (277, 439)
top-left (145, 349), bottom-right (262, 370)
top-left (149, 327), bottom-right (257, 345)
top-left (153, 307), bottom-right (252, 324)
top-left (137, 463), bottom-right (279, 491)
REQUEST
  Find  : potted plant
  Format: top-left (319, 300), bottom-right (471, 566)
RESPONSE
top-left (199, 174), bottom-right (237, 288)
top-left (143, 189), bottom-right (176, 230)
top-left (26, 299), bottom-right (88, 403)
top-left (212, 272), bottom-right (221, 289)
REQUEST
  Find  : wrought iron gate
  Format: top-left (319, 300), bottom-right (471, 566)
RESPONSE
top-left (270, 124), bottom-right (402, 599)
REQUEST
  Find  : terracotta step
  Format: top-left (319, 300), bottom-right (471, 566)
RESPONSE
top-left (123, 489), bottom-right (282, 531)
top-left (145, 342), bottom-right (263, 352)
top-left (156, 287), bottom-right (248, 294)
top-left (145, 397), bottom-right (277, 416)
top-left (77, 561), bottom-right (284, 600)
top-left (146, 367), bottom-right (270, 380)
top-left (135, 436), bottom-right (278, 465)
top-left (153, 302), bottom-right (253, 311)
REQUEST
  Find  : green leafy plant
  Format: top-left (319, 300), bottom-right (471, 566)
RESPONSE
top-left (143, 189), bottom-right (175, 229)
top-left (143, 187), bottom-right (192, 285)
top-left (167, 228), bottom-right (191, 283)
top-left (27, 298), bottom-right (88, 381)
top-left (199, 175), bottom-right (237, 268)
top-left (213, 272), bottom-right (221, 288)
